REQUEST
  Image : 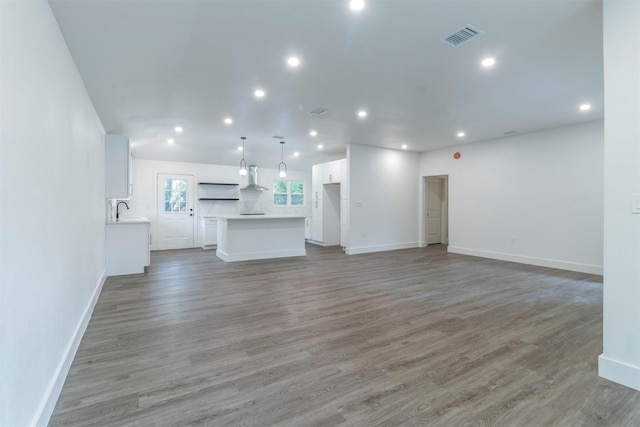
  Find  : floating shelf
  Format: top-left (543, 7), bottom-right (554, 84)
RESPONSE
top-left (198, 182), bottom-right (239, 186)
top-left (199, 198), bottom-right (240, 201)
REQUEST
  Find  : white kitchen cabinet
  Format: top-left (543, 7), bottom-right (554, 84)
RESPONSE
top-left (312, 164), bottom-right (322, 200)
top-left (106, 219), bottom-right (150, 276)
top-left (200, 216), bottom-right (218, 249)
top-left (327, 160), bottom-right (342, 184)
top-left (312, 198), bottom-right (323, 221)
top-left (105, 134), bottom-right (132, 199)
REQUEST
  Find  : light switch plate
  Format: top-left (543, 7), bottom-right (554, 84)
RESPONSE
top-left (632, 194), bottom-right (640, 214)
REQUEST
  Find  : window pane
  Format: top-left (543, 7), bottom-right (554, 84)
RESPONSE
top-left (291, 194), bottom-right (304, 206)
top-left (290, 181), bottom-right (304, 194)
top-left (274, 194), bottom-right (287, 205)
top-left (165, 178), bottom-right (188, 213)
top-left (273, 180), bottom-right (287, 193)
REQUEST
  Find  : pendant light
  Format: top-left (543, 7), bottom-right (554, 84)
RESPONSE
top-left (239, 137), bottom-right (247, 176)
top-left (278, 141), bottom-right (287, 178)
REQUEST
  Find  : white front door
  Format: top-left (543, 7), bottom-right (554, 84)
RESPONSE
top-left (157, 174), bottom-right (195, 249)
top-left (426, 177), bottom-right (442, 244)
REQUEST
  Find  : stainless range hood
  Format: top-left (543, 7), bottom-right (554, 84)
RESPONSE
top-left (240, 165), bottom-right (269, 191)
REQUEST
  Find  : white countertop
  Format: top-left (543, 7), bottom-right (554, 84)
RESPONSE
top-left (107, 217), bottom-right (151, 225)
top-left (216, 214), bottom-right (306, 220)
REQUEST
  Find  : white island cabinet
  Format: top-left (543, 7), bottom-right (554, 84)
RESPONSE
top-left (216, 215), bottom-right (306, 262)
top-left (106, 218), bottom-right (150, 276)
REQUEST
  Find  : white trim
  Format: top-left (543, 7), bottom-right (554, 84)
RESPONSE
top-left (215, 248), bottom-right (306, 262)
top-left (447, 246), bottom-right (603, 275)
top-left (599, 354), bottom-right (640, 391)
top-left (345, 241), bottom-right (421, 255)
top-left (34, 268), bottom-right (107, 427)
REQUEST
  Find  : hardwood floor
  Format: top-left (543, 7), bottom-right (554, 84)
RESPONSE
top-left (50, 244), bottom-right (640, 426)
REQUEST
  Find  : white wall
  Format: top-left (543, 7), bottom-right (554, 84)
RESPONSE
top-left (599, 0), bottom-right (640, 391)
top-left (0, 2), bottom-right (106, 426)
top-left (127, 159), bottom-right (311, 250)
top-left (347, 144), bottom-right (421, 254)
top-left (419, 120), bottom-right (604, 274)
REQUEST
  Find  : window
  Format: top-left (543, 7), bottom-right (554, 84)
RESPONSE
top-left (164, 178), bottom-right (188, 212)
top-left (273, 180), bottom-right (305, 206)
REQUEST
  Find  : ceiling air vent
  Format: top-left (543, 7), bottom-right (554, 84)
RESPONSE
top-left (442, 25), bottom-right (483, 47)
top-left (503, 131), bottom-right (518, 135)
top-left (309, 107), bottom-right (328, 115)
top-left (272, 135), bottom-right (284, 139)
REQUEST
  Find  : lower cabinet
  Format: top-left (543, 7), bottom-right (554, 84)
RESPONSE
top-left (106, 221), bottom-right (150, 276)
top-left (200, 217), bottom-right (218, 249)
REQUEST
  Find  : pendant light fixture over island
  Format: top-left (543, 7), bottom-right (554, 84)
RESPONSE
top-left (278, 141), bottom-right (287, 178)
top-left (239, 136), bottom-right (247, 176)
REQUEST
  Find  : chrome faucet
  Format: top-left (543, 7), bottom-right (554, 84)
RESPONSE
top-left (116, 201), bottom-right (129, 221)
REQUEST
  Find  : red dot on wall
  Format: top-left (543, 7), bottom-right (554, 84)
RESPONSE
top-left (453, 152), bottom-right (461, 159)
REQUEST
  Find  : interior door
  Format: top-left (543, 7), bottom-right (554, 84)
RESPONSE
top-left (426, 177), bottom-right (442, 244)
top-left (157, 174), bottom-right (194, 249)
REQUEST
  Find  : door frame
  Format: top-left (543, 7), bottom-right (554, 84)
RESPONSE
top-left (423, 175), bottom-right (449, 246)
top-left (156, 173), bottom-right (196, 250)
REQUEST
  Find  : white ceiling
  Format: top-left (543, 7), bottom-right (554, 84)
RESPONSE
top-left (49, 0), bottom-right (603, 170)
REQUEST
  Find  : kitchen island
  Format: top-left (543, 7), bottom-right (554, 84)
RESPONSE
top-left (216, 214), bottom-right (307, 262)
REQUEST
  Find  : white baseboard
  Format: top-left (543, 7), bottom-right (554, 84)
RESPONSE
top-left (447, 246), bottom-right (603, 275)
top-left (34, 268), bottom-right (107, 427)
top-left (306, 239), bottom-right (339, 247)
top-left (599, 354), bottom-right (640, 391)
top-left (216, 248), bottom-right (306, 262)
top-left (345, 241), bottom-right (421, 255)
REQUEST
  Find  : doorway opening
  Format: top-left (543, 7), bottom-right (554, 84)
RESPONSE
top-left (424, 175), bottom-right (449, 245)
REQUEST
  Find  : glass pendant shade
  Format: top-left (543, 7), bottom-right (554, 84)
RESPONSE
top-left (239, 137), bottom-right (247, 176)
top-left (278, 141), bottom-right (287, 178)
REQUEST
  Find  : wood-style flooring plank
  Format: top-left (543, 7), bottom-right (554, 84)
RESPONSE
top-left (49, 244), bottom-right (640, 426)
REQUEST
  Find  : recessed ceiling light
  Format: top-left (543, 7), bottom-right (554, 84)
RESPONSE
top-left (224, 117), bottom-right (233, 125)
top-left (481, 57), bottom-right (495, 67)
top-left (237, 146), bottom-right (243, 151)
top-left (254, 89), bottom-right (265, 98)
top-left (580, 103), bottom-right (592, 111)
top-left (457, 132), bottom-right (465, 137)
top-left (349, 0), bottom-right (365, 11)
top-left (287, 56), bottom-right (300, 67)
top-left (357, 110), bottom-right (367, 118)
top-left (167, 138), bottom-right (175, 144)
top-left (310, 130), bottom-right (318, 137)
top-left (401, 144), bottom-right (408, 150)
top-left (294, 152), bottom-right (300, 157)
top-left (174, 126), bottom-right (183, 133)
top-left (317, 144), bottom-right (324, 149)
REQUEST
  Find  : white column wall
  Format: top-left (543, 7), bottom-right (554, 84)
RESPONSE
top-left (419, 121), bottom-right (604, 274)
top-left (346, 144), bottom-right (421, 254)
top-left (0, 1), bottom-right (106, 425)
top-left (598, 0), bottom-right (640, 391)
